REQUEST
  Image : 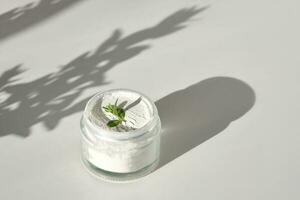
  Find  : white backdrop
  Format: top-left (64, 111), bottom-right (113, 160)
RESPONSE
top-left (0, 0), bottom-right (299, 199)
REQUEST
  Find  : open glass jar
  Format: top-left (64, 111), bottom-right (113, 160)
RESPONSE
top-left (80, 89), bottom-right (161, 182)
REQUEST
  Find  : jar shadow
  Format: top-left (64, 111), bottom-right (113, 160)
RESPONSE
top-left (155, 77), bottom-right (256, 169)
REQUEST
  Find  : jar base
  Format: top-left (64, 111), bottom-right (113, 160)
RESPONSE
top-left (81, 156), bottom-right (159, 183)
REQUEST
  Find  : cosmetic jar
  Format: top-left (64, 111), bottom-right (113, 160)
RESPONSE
top-left (80, 89), bottom-right (161, 182)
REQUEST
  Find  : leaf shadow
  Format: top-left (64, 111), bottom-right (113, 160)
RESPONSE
top-left (0, 0), bottom-right (83, 41)
top-left (0, 6), bottom-right (208, 137)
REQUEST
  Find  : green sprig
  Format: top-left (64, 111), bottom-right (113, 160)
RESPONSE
top-left (102, 100), bottom-right (126, 128)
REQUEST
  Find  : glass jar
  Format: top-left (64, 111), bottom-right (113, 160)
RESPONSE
top-left (80, 89), bottom-right (161, 182)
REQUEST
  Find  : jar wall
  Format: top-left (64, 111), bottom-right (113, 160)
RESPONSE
top-left (81, 118), bottom-right (160, 173)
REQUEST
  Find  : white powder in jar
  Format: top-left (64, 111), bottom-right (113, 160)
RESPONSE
top-left (87, 90), bottom-right (153, 132)
top-left (82, 90), bottom-right (160, 173)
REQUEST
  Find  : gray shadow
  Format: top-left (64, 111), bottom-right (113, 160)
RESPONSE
top-left (156, 77), bottom-right (256, 168)
top-left (0, 0), bottom-right (83, 41)
top-left (0, 6), bottom-right (208, 137)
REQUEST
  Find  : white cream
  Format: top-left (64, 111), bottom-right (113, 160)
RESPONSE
top-left (87, 90), bottom-right (152, 132)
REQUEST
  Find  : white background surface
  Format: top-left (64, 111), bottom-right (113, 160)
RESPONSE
top-left (0, 0), bottom-right (299, 199)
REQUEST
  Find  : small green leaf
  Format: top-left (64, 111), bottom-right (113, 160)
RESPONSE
top-left (103, 106), bottom-right (109, 112)
top-left (103, 100), bottom-right (127, 128)
top-left (107, 120), bottom-right (121, 127)
top-left (117, 107), bottom-right (125, 119)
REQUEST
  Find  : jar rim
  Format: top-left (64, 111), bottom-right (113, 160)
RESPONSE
top-left (82, 88), bottom-right (160, 141)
